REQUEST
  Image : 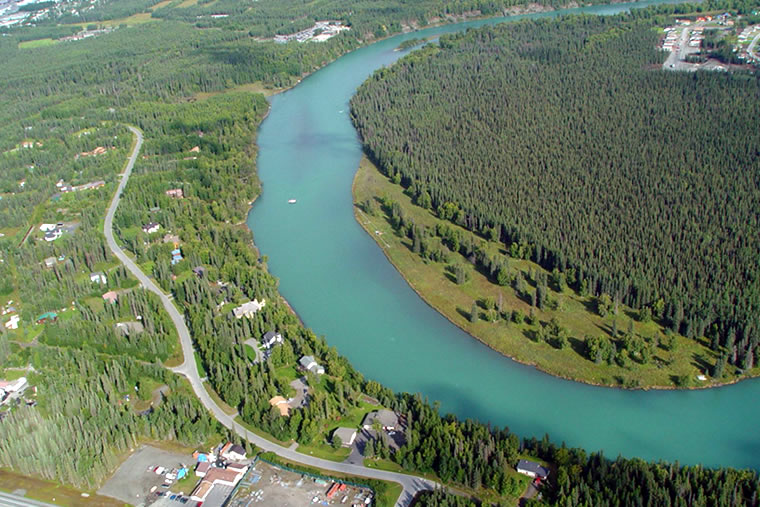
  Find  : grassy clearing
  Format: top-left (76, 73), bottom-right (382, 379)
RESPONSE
top-left (353, 156), bottom-right (754, 389)
top-left (192, 81), bottom-right (285, 101)
top-left (295, 442), bottom-right (351, 462)
top-left (0, 468), bottom-right (122, 506)
top-left (18, 38), bottom-right (59, 49)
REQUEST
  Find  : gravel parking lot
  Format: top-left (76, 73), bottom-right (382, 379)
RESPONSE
top-left (98, 445), bottom-right (193, 504)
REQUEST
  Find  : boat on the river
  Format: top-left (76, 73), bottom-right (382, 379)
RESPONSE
top-left (288, 199), bottom-right (297, 204)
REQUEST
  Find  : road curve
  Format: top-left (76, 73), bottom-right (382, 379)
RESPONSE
top-left (748, 31), bottom-right (760, 62)
top-left (104, 127), bottom-right (437, 506)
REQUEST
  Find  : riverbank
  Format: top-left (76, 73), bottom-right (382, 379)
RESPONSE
top-left (352, 156), bottom-right (760, 390)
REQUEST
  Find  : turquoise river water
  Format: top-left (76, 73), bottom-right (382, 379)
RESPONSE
top-left (248, 0), bottom-right (760, 470)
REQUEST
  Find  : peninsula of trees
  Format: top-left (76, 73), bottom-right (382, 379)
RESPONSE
top-left (350, 9), bottom-right (760, 386)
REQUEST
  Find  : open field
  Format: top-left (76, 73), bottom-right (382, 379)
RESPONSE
top-left (18, 38), bottom-right (59, 49)
top-left (0, 468), bottom-right (122, 506)
top-left (353, 156), bottom-right (758, 389)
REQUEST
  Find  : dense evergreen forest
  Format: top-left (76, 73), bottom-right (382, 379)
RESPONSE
top-left (0, 0), bottom-right (760, 503)
top-left (351, 9), bottom-right (760, 376)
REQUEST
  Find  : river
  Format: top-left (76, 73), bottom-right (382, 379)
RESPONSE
top-left (248, 0), bottom-right (760, 470)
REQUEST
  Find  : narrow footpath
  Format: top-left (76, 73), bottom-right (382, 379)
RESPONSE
top-left (104, 126), bottom-right (438, 506)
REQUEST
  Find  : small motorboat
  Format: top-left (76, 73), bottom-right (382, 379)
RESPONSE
top-left (288, 199), bottom-right (297, 204)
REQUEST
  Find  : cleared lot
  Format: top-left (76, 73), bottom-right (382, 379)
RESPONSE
top-left (97, 445), bottom-right (193, 504)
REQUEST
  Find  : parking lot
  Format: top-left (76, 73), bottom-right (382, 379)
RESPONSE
top-left (227, 460), bottom-right (374, 507)
top-left (97, 445), bottom-right (194, 505)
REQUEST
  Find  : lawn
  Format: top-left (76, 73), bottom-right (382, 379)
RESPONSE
top-left (18, 38), bottom-right (60, 49)
top-left (295, 442), bottom-right (351, 462)
top-left (353, 156), bottom-right (752, 389)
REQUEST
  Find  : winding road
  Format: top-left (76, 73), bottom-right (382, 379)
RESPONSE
top-left (104, 126), bottom-right (438, 506)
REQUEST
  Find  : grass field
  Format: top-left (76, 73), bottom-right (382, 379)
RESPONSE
top-left (353, 156), bottom-right (757, 389)
top-left (18, 38), bottom-right (59, 49)
top-left (0, 468), bottom-right (122, 506)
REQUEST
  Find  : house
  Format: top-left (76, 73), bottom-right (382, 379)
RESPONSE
top-left (163, 233), bottom-right (180, 244)
top-left (170, 248), bottom-right (183, 265)
top-left (516, 459), bottom-right (549, 479)
top-left (195, 461), bottom-right (210, 477)
top-left (189, 464), bottom-right (248, 502)
top-left (165, 188), bottom-right (184, 198)
top-left (0, 377), bottom-right (27, 404)
top-left (115, 321), bottom-right (144, 336)
top-left (90, 271), bottom-right (106, 284)
top-left (39, 223), bottom-right (57, 232)
top-left (192, 266), bottom-right (206, 278)
top-left (142, 222), bottom-right (160, 234)
top-left (362, 409), bottom-right (398, 431)
top-left (43, 257), bottom-right (57, 268)
top-left (332, 427), bottom-right (357, 447)
top-left (44, 229), bottom-right (62, 242)
top-left (102, 291), bottom-right (118, 304)
top-left (269, 395), bottom-right (290, 416)
top-left (189, 146), bottom-right (200, 153)
top-left (220, 442), bottom-right (247, 461)
top-left (4, 314), bottom-right (19, 330)
top-left (262, 331), bottom-right (283, 349)
top-left (232, 299), bottom-right (266, 319)
top-left (36, 312), bottom-right (58, 324)
top-left (299, 355), bottom-right (325, 375)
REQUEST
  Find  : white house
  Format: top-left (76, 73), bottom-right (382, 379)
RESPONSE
top-left (4, 315), bottom-right (19, 330)
top-left (44, 229), bottom-right (62, 242)
top-left (142, 222), bottom-right (160, 234)
top-left (232, 299), bottom-right (265, 319)
top-left (516, 459), bottom-right (549, 479)
top-left (39, 223), bottom-right (56, 232)
top-left (299, 355), bottom-right (325, 375)
top-left (220, 442), bottom-right (247, 461)
top-left (90, 272), bottom-right (106, 284)
top-left (262, 331), bottom-right (283, 349)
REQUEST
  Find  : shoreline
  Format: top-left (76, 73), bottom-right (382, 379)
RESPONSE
top-left (350, 159), bottom-right (756, 392)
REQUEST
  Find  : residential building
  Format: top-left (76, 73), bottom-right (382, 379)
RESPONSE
top-left (36, 312), bottom-right (58, 324)
top-left (262, 331), bottom-right (283, 349)
top-left (43, 257), bottom-right (57, 268)
top-left (90, 272), bottom-right (106, 284)
top-left (516, 459), bottom-right (550, 479)
top-left (115, 321), bottom-right (144, 336)
top-left (220, 442), bottom-right (247, 461)
top-left (299, 355), bottom-right (325, 375)
top-left (102, 291), bottom-right (118, 304)
top-left (269, 396), bottom-right (290, 416)
top-left (39, 223), bottom-right (57, 232)
top-left (362, 409), bottom-right (398, 431)
top-left (0, 377), bottom-right (27, 404)
top-left (195, 462), bottom-right (210, 477)
top-left (165, 188), bottom-right (184, 198)
top-left (332, 427), bottom-right (357, 447)
top-left (44, 229), bottom-right (62, 242)
top-left (192, 266), bottom-right (206, 278)
top-left (232, 299), bottom-right (266, 319)
top-left (171, 249), bottom-right (183, 265)
top-left (142, 222), bottom-right (160, 234)
top-left (4, 314), bottom-right (19, 330)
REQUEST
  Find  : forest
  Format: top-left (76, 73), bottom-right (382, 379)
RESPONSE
top-left (351, 8), bottom-right (760, 378)
top-left (0, 0), bottom-right (760, 503)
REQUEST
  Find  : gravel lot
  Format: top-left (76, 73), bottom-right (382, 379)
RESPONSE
top-left (98, 445), bottom-right (194, 504)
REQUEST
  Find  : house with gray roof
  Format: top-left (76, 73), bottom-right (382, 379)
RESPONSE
top-left (332, 427), bottom-right (357, 447)
top-left (299, 355), bottom-right (325, 375)
top-left (516, 459), bottom-right (549, 479)
top-left (362, 409), bottom-right (399, 431)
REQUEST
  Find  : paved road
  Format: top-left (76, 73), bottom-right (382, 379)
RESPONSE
top-left (104, 127), bottom-right (437, 506)
top-left (748, 31), bottom-right (760, 61)
top-left (0, 492), bottom-right (56, 507)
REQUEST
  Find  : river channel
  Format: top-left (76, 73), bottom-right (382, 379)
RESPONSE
top-left (248, 0), bottom-right (760, 470)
